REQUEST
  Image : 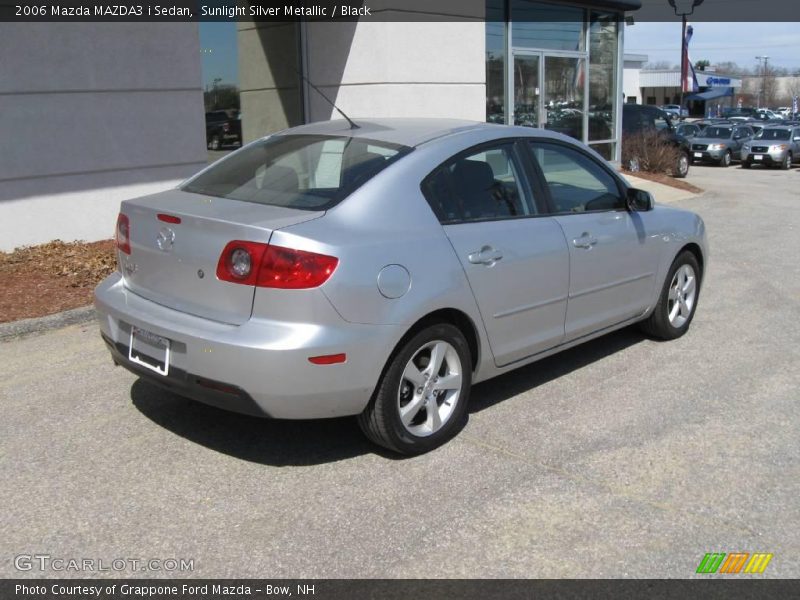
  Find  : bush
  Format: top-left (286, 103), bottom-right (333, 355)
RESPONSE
top-left (621, 130), bottom-right (681, 175)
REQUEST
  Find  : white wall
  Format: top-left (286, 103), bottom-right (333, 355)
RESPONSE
top-left (303, 20), bottom-right (486, 123)
top-left (0, 23), bottom-right (207, 251)
top-left (623, 66), bottom-right (643, 103)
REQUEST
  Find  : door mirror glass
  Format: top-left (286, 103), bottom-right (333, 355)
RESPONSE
top-left (626, 188), bottom-right (654, 212)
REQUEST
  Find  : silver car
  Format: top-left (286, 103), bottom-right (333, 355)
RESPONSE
top-left (689, 124), bottom-right (755, 167)
top-left (95, 119), bottom-right (708, 454)
top-left (741, 125), bottom-right (800, 169)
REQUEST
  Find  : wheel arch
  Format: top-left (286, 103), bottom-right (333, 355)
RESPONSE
top-left (679, 242), bottom-right (705, 280)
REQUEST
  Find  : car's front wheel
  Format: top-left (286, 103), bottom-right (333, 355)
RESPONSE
top-left (358, 323), bottom-right (471, 455)
top-left (674, 152), bottom-right (689, 178)
top-left (720, 150), bottom-right (732, 167)
top-left (781, 152), bottom-right (792, 170)
top-left (639, 251), bottom-right (702, 340)
top-left (741, 160), bottom-right (751, 169)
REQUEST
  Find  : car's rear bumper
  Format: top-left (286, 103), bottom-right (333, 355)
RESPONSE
top-left (94, 273), bottom-right (403, 419)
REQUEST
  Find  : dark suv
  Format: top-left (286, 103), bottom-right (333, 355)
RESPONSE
top-left (622, 104), bottom-right (691, 178)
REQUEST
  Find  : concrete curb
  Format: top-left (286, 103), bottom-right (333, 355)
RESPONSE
top-left (0, 305), bottom-right (96, 342)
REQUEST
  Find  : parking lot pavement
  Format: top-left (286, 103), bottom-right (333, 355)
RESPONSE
top-left (1, 166), bottom-right (798, 579)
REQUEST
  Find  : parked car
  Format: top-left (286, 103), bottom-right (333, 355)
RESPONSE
top-left (689, 124), bottom-right (755, 167)
top-left (622, 104), bottom-right (691, 177)
top-left (94, 119), bottom-right (707, 454)
top-left (752, 109), bottom-right (781, 123)
top-left (740, 125), bottom-right (800, 169)
top-left (661, 104), bottom-right (689, 118)
top-left (775, 107), bottom-right (792, 118)
top-left (205, 110), bottom-right (242, 150)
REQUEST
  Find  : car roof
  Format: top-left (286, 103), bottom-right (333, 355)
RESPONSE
top-left (271, 118), bottom-right (581, 148)
top-left (277, 118), bottom-right (493, 147)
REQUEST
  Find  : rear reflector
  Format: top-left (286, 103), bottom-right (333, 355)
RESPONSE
top-left (196, 377), bottom-right (241, 395)
top-left (216, 241), bottom-right (338, 289)
top-left (308, 353), bottom-right (347, 365)
top-left (157, 213), bottom-right (181, 224)
top-left (115, 213), bottom-right (131, 255)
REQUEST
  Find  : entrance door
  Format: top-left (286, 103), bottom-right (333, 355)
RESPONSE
top-left (511, 52), bottom-right (587, 144)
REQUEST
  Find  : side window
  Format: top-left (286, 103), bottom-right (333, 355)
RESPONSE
top-left (529, 142), bottom-right (624, 214)
top-left (653, 112), bottom-right (671, 131)
top-left (422, 144), bottom-right (536, 223)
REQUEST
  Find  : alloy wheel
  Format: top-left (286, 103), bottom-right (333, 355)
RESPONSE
top-left (397, 340), bottom-right (462, 437)
top-left (667, 264), bottom-right (697, 328)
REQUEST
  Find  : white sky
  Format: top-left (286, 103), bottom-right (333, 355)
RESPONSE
top-left (625, 22), bottom-right (800, 72)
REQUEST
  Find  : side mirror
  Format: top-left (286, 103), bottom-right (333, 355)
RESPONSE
top-left (627, 188), bottom-right (654, 212)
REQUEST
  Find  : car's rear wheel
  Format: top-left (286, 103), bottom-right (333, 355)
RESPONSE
top-left (720, 150), bottom-right (731, 167)
top-left (358, 323), bottom-right (471, 455)
top-left (781, 152), bottom-right (792, 170)
top-left (674, 152), bottom-right (689, 178)
top-left (639, 251), bottom-right (701, 341)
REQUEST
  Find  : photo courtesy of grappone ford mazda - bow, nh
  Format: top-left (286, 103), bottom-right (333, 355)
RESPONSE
top-left (95, 119), bottom-right (707, 455)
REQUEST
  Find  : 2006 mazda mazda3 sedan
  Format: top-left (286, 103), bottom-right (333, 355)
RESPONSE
top-left (95, 118), bottom-right (707, 454)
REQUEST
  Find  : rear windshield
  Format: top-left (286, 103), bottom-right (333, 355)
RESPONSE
top-left (756, 129), bottom-right (791, 140)
top-left (703, 127), bottom-right (732, 139)
top-left (183, 135), bottom-right (411, 210)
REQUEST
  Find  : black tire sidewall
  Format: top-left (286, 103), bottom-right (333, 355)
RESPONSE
top-left (375, 323), bottom-right (472, 454)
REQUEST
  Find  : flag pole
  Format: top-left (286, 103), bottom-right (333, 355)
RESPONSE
top-left (680, 14), bottom-right (687, 117)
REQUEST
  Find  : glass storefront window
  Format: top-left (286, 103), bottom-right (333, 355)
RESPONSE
top-left (588, 12), bottom-right (618, 142)
top-left (589, 142), bottom-right (615, 161)
top-left (511, 1), bottom-right (585, 52)
top-left (486, 0), bottom-right (506, 123)
top-left (543, 55), bottom-right (585, 141)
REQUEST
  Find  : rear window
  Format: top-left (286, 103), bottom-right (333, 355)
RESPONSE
top-left (183, 135), bottom-right (411, 210)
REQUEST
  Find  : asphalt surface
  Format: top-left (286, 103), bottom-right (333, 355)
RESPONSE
top-left (1, 164), bottom-right (798, 579)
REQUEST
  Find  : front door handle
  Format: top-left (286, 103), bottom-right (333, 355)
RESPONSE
top-left (572, 233), bottom-right (598, 249)
top-left (468, 245), bottom-right (503, 266)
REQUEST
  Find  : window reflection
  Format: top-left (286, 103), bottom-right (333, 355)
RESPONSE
top-left (588, 12), bottom-right (618, 141)
top-left (511, 1), bottom-right (585, 52)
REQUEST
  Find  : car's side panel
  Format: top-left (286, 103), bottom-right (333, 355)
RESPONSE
top-left (445, 218), bottom-right (569, 366)
top-left (555, 211), bottom-right (660, 340)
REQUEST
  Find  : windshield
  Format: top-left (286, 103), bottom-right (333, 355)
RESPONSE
top-left (703, 127), bottom-right (732, 139)
top-left (183, 135), bottom-right (411, 210)
top-left (756, 129), bottom-right (791, 140)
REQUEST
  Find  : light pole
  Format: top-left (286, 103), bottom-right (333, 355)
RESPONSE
top-left (755, 56), bottom-right (769, 108)
top-left (668, 1), bottom-right (705, 116)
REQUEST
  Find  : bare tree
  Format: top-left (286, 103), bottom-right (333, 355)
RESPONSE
top-left (644, 61), bottom-right (675, 70)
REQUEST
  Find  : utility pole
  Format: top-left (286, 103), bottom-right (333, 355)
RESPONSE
top-left (755, 56), bottom-right (769, 108)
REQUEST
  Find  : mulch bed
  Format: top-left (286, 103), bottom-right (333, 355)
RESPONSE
top-left (620, 169), bottom-right (704, 194)
top-left (0, 240), bottom-right (116, 324)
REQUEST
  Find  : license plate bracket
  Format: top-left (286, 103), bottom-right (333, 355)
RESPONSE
top-left (129, 326), bottom-right (170, 376)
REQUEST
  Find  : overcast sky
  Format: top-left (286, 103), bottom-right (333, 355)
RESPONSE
top-left (625, 22), bottom-right (800, 72)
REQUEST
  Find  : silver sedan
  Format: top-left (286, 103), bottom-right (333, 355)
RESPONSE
top-left (95, 119), bottom-right (708, 454)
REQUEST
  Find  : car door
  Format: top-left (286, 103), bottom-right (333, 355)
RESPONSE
top-left (422, 141), bottom-right (570, 367)
top-left (526, 140), bottom-right (662, 341)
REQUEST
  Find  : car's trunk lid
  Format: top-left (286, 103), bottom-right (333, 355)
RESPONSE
top-left (118, 189), bottom-right (323, 325)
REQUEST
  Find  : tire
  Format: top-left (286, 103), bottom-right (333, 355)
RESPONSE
top-left (719, 150), bottom-right (731, 167)
top-left (673, 152), bottom-right (689, 178)
top-left (639, 251), bottom-right (702, 341)
top-left (208, 135), bottom-right (221, 151)
top-left (741, 160), bottom-right (751, 169)
top-left (358, 323), bottom-right (472, 455)
top-left (781, 152), bottom-right (792, 170)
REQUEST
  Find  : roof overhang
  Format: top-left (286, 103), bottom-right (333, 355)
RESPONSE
top-left (686, 87), bottom-right (735, 101)
top-left (584, 0), bottom-right (642, 11)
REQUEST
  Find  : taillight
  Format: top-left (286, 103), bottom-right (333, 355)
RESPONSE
top-left (216, 242), bottom-right (338, 289)
top-left (116, 213), bottom-right (131, 255)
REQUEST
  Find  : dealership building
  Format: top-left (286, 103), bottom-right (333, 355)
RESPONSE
top-left (0, 0), bottom-right (640, 250)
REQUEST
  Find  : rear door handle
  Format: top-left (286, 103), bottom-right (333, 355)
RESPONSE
top-left (572, 233), bottom-right (598, 249)
top-left (468, 245), bottom-right (503, 266)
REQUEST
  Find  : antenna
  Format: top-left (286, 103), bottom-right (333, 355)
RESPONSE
top-left (293, 66), bottom-right (359, 129)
